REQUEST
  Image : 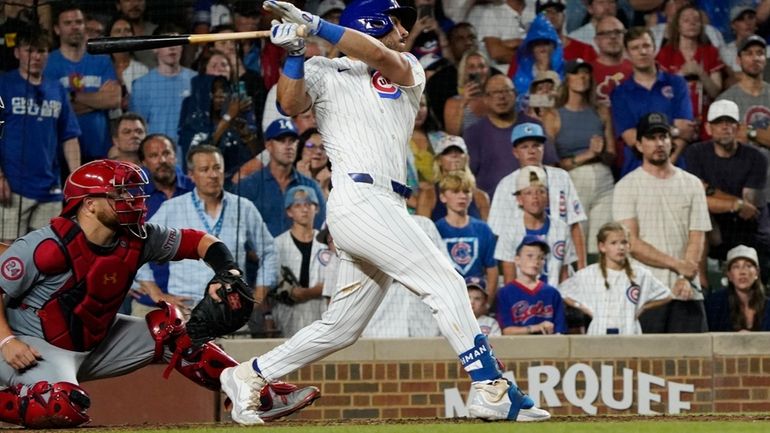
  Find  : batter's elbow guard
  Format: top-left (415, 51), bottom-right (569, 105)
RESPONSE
top-left (146, 302), bottom-right (239, 391)
top-left (0, 381), bottom-right (91, 428)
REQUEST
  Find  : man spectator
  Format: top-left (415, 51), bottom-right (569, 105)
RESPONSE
top-left (489, 123), bottom-right (587, 269)
top-left (108, 112), bottom-right (146, 164)
top-left (238, 119), bottom-right (326, 237)
top-left (684, 100), bottom-right (770, 278)
top-left (717, 35), bottom-right (770, 206)
top-left (115, 0), bottom-right (157, 67)
top-left (613, 112), bottom-right (711, 333)
top-left (84, 14), bottom-right (105, 40)
top-left (45, 3), bottom-right (120, 162)
top-left (271, 186), bottom-right (328, 338)
top-left (0, 27), bottom-right (80, 243)
top-left (592, 16), bottom-right (633, 106)
top-left (135, 145), bottom-right (277, 315)
top-left (568, 0), bottom-right (618, 50)
top-left (130, 23), bottom-right (196, 153)
top-left (128, 133), bottom-right (195, 316)
top-left (610, 26), bottom-right (695, 178)
top-left (535, 0), bottom-right (597, 62)
top-left (466, 0), bottom-right (526, 75)
top-left (463, 74), bottom-right (558, 198)
top-left (721, 5), bottom-right (759, 76)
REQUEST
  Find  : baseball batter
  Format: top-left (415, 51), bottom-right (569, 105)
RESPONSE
top-left (219, 0), bottom-right (550, 425)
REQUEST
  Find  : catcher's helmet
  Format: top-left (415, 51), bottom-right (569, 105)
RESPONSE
top-left (339, 0), bottom-right (416, 39)
top-left (62, 160), bottom-right (150, 238)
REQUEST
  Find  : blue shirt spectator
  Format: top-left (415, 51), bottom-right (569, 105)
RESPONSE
top-left (130, 67), bottom-right (196, 149)
top-left (436, 216), bottom-right (497, 280)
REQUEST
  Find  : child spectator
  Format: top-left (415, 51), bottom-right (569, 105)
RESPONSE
top-left (496, 236), bottom-right (567, 335)
top-left (560, 222), bottom-right (672, 335)
top-left (495, 166), bottom-right (576, 285)
top-left (436, 171), bottom-right (498, 297)
top-left (466, 276), bottom-right (501, 337)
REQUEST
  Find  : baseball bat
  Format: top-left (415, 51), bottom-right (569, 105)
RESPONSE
top-left (86, 27), bottom-right (307, 55)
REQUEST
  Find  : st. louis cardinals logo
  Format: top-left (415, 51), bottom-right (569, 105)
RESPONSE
top-left (626, 284), bottom-right (641, 304)
top-left (552, 240), bottom-right (565, 260)
top-left (1, 257), bottom-right (24, 281)
top-left (371, 70), bottom-right (402, 100)
top-left (511, 300), bottom-right (553, 323)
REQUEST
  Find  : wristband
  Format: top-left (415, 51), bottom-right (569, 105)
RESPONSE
top-left (282, 54), bottom-right (305, 80)
top-left (204, 241), bottom-right (238, 275)
top-left (0, 335), bottom-right (16, 349)
top-left (316, 20), bottom-right (345, 45)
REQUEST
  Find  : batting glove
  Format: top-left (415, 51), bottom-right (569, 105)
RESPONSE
top-left (271, 20), bottom-right (306, 56)
top-left (263, 0), bottom-right (321, 35)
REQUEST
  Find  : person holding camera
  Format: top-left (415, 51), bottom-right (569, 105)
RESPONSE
top-left (443, 50), bottom-right (492, 136)
top-left (404, 0), bottom-right (452, 62)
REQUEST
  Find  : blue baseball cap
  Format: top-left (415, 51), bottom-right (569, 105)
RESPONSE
top-left (511, 122), bottom-right (547, 146)
top-left (265, 119), bottom-right (299, 141)
top-left (516, 234), bottom-right (550, 255)
top-left (284, 185), bottom-right (320, 209)
top-left (465, 276), bottom-right (488, 295)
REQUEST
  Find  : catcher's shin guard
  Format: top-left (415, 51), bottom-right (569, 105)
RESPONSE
top-left (146, 301), bottom-right (238, 390)
top-left (0, 381), bottom-right (91, 428)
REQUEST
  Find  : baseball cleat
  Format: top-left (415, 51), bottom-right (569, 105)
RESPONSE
top-left (220, 364), bottom-right (321, 425)
top-left (468, 379), bottom-right (551, 422)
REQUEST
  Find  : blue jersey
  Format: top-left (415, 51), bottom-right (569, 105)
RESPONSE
top-left (435, 216), bottom-right (497, 279)
top-left (0, 70), bottom-right (80, 201)
top-left (496, 280), bottom-right (567, 334)
top-left (44, 51), bottom-right (116, 160)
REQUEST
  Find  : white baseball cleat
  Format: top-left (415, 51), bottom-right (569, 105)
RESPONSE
top-left (468, 379), bottom-right (551, 422)
top-left (220, 364), bottom-right (321, 425)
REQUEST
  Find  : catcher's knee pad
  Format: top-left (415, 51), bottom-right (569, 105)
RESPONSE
top-left (146, 301), bottom-right (238, 391)
top-left (0, 381), bottom-right (91, 428)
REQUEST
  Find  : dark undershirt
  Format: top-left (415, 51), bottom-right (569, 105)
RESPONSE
top-left (291, 234), bottom-right (313, 287)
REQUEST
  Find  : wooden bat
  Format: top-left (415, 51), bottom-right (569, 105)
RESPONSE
top-left (86, 27), bottom-right (307, 55)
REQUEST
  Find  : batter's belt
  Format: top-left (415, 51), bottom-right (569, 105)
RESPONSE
top-left (348, 172), bottom-right (412, 198)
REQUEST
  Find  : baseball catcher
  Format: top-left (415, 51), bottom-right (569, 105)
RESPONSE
top-left (0, 159), bottom-right (316, 428)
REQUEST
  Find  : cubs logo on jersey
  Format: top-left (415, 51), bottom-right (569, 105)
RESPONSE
top-left (371, 70), bottom-right (402, 99)
top-left (552, 240), bottom-right (565, 260)
top-left (626, 284), bottom-right (641, 304)
top-left (446, 237), bottom-right (478, 274)
top-left (317, 248), bottom-right (333, 267)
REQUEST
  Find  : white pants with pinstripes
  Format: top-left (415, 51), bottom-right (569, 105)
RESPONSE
top-left (256, 177), bottom-right (482, 380)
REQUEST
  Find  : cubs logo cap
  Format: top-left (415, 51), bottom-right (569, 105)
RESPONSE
top-left (465, 276), bottom-right (488, 295)
top-left (516, 234), bottom-right (550, 255)
top-left (511, 122), bottom-right (547, 146)
top-left (635, 112), bottom-right (671, 141)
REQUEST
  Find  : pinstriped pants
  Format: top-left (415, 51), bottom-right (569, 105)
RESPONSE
top-left (256, 178), bottom-right (482, 380)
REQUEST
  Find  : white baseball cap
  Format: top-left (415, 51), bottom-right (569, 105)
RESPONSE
top-left (707, 100), bottom-right (740, 123)
top-left (515, 166), bottom-right (547, 194)
top-left (726, 244), bottom-right (759, 267)
top-left (434, 134), bottom-right (467, 154)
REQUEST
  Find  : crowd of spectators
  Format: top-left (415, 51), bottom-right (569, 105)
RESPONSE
top-left (3, 0), bottom-right (770, 337)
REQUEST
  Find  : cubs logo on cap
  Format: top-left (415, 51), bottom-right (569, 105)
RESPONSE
top-left (511, 122), bottom-right (547, 146)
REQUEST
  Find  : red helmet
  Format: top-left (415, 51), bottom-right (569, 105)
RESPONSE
top-left (62, 160), bottom-right (150, 238)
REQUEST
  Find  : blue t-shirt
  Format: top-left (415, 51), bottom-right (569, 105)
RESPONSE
top-left (435, 216), bottom-right (497, 279)
top-left (44, 51), bottom-right (116, 160)
top-left (610, 71), bottom-right (693, 177)
top-left (496, 279), bottom-right (567, 334)
top-left (0, 70), bottom-right (80, 201)
top-left (130, 68), bottom-right (197, 146)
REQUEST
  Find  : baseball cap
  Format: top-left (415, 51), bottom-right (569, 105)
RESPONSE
top-left (726, 244), bottom-right (759, 268)
top-left (536, 0), bottom-right (565, 14)
top-left (530, 70), bottom-right (561, 89)
top-left (435, 134), bottom-right (467, 154)
top-left (511, 122), bottom-right (547, 146)
top-left (516, 234), bottom-right (550, 255)
top-left (635, 112), bottom-right (671, 141)
top-left (565, 58), bottom-right (593, 75)
top-left (707, 100), bottom-right (740, 123)
top-left (465, 276), bottom-right (488, 296)
top-left (284, 185), bottom-right (320, 209)
top-left (265, 119), bottom-right (299, 141)
top-left (515, 165), bottom-right (547, 194)
top-left (317, 0), bottom-right (346, 19)
top-left (730, 5), bottom-right (756, 22)
top-left (738, 34), bottom-right (767, 53)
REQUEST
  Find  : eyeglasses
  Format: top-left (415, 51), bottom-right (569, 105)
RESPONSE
top-left (305, 141), bottom-right (325, 151)
top-left (485, 89), bottom-right (515, 97)
top-left (596, 29), bottom-right (625, 38)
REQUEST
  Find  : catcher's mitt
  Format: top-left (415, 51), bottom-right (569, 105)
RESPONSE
top-left (186, 270), bottom-right (254, 348)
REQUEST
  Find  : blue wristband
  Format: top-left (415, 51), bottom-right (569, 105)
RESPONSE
top-left (282, 54), bottom-right (305, 80)
top-left (316, 20), bottom-right (345, 45)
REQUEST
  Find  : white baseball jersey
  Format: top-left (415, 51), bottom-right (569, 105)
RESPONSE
top-left (488, 165), bottom-right (586, 237)
top-left (477, 315), bottom-right (501, 336)
top-left (271, 229), bottom-right (331, 338)
top-left (494, 215), bottom-right (577, 285)
top-left (559, 263), bottom-right (672, 335)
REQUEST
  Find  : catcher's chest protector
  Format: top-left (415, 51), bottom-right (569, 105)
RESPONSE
top-left (34, 217), bottom-right (143, 351)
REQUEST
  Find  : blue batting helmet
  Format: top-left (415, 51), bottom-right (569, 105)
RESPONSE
top-left (339, 0), bottom-right (416, 38)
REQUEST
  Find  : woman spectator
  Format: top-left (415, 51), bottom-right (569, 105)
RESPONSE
top-left (542, 59), bottom-right (615, 257)
top-left (416, 135), bottom-right (490, 221)
top-left (295, 128), bottom-right (331, 199)
top-left (706, 245), bottom-right (770, 332)
top-left (108, 17), bottom-right (148, 115)
top-left (656, 4), bottom-right (724, 139)
top-left (443, 50), bottom-right (491, 136)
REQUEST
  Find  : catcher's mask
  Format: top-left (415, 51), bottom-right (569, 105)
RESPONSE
top-left (61, 159), bottom-right (150, 238)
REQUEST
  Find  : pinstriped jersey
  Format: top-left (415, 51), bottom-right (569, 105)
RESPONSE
top-left (304, 53), bottom-right (425, 184)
